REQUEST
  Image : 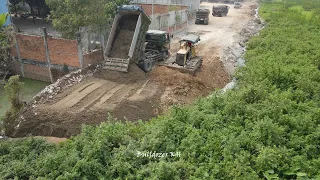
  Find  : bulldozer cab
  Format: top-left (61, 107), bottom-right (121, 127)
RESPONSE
top-left (175, 34), bottom-right (200, 66)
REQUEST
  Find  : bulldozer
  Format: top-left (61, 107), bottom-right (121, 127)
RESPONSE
top-left (161, 34), bottom-right (203, 75)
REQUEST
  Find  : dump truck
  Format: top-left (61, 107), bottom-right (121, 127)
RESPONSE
top-left (145, 30), bottom-right (171, 62)
top-left (195, 9), bottom-right (210, 25)
top-left (212, 5), bottom-right (230, 17)
top-left (104, 5), bottom-right (153, 72)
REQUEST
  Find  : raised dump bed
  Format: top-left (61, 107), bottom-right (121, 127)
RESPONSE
top-left (104, 5), bottom-right (151, 72)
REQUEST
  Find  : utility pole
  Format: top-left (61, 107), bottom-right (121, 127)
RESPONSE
top-left (152, 0), bottom-right (154, 29)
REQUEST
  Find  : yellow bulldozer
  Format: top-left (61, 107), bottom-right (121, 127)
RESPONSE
top-left (161, 34), bottom-right (203, 75)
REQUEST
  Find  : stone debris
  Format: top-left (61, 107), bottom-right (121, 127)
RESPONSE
top-left (221, 6), bottom-right (264, 75)
top-left (30, 63), bottom-right (104, 106)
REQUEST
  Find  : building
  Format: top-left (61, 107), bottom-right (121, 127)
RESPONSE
top-left (130, 0), bottom-right (200, 33)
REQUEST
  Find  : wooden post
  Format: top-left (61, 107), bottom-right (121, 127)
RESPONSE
top-left (76, 32), bottom-right (84, 68)
top-left (41, 27), bottom-right (54, 83)
top-left (12, 24), bottom-right (25, 77)
top-left (101, 34), bottom-right (105, 55)
top-left (152, 0), bottom-right (154, 29)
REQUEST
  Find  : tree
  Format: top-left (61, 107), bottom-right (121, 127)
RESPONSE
top-left (0, 14), bottom-right (13, 82)
top-left (2, 75), bottom-right (24, 135)
top-left (9, 0), bottom-right (21, 13)
top-left (45, 0), bottom-right (129, 39)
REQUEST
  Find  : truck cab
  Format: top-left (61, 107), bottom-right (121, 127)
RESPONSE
top-left (212, 5), bottom-right (230, 17)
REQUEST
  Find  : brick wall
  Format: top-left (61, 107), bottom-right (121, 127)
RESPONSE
top-left (11, 60), bottom-right (51, 82)
top-left (136, 4), bottom-right (188, 15)
top-left (83, 49), bottom-right (104, 67)
top-left (47, 37), bottom-right (79, 67)
top-left (10, 33), bottom-right (105, 82)
top-left (11, 34), bottom-right (46, 63)
top-left (23, 64), bottom-right (52, 82)
top-left (11, 34), bottom-right (79, 67)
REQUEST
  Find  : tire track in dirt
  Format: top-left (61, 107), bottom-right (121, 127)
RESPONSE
top-left (51, 79), bottom-right (106, 109)
top-left (71, 81), bottom-right (119, 112)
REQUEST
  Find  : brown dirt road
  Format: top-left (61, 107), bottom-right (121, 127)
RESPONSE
top-left (13, 2), bottom-right (257, 138)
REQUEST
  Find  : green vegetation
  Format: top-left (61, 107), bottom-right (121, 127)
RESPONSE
top-left (0, 78), bottom-right (49, 118)
top-left (1, 0), bottom-right (320, 179)
top-left (2, 76), bottom-right (24, 135)
top-left (45, 0), bottom-right (129, 39)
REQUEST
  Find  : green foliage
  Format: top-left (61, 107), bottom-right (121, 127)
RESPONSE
top-left (45, 0), bottom-right (129, 39)
top-left (2, 75), bottom-right (24, 135)
top-left (1, 0), bottom-right (320, 179)
top-left (0, 13), bottom-right (8, 27)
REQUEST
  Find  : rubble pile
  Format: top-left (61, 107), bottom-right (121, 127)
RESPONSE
top-left (32, 63), bottom-right (103, 105)
top-left (221, 6), bottom-right (265, 75)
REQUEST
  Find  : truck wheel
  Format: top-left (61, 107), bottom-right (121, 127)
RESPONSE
top-left (142, 59), bottom-right (152, 72)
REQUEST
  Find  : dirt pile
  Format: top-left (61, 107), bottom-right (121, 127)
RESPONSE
top-left (32, 64), bottom-right (103, 105)
top-left (94, 64), bottom-right (148, 84)
top-left (151, 66), bottom-right (206, 95)
top-left (110, 19), bottom-right (136, 59)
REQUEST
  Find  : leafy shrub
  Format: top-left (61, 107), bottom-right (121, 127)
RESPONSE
top-left (1, 0), bottom-right (320, 179)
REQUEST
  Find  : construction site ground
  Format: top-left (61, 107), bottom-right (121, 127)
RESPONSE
top-left (13, 2), bottom-right (259, 138)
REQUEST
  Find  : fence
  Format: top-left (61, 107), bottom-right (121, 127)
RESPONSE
top-left (10, 27), bottom-right (107, 83)
top-left (130, 0), bottom-right (200, 10)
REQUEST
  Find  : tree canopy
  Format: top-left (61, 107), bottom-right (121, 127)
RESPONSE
top-left (46, 0), bottom-right (129, 39)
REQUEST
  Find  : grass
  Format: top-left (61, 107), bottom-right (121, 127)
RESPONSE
top-left (0, 78), bottom-right (50, 117)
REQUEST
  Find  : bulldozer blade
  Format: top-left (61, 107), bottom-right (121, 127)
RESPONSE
top-left (160, 56), bottom-right (203, 75)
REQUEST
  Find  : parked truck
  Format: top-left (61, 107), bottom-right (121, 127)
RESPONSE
top-left (104, 5), bottom-right (153, 72)
top-left (212, 5), bottom-right (230, 17)
top-left (195, 9), bottom-right (210, 25)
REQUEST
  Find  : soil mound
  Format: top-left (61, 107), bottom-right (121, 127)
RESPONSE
top-left (94, 64), bottom-right (148, 84)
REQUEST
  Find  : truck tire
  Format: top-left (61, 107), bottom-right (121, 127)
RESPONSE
top-left (142, 59), bottom-right (152, 72)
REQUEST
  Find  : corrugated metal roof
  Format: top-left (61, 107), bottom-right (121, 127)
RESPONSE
top-left (180, 34), bottom-right (200, 44)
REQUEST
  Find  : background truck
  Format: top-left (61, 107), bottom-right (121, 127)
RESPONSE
top-left (195, 9), bottom-right (210, 25)
top-left (212, 5), bottom-right (230, 17)
top-left (104, 5), bottom-right (152, 72)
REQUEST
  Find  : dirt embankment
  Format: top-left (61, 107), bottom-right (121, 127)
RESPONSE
top-left (10, 1), bottom-right (261, 138)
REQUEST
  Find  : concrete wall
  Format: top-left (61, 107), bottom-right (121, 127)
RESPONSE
top-left (131, 0), bottom-right (200, 11)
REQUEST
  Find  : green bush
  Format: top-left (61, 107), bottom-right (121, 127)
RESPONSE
top-left (2, 75), bottom-right (24, 135)
top-left (1, 1), bottom-right (320, 179)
